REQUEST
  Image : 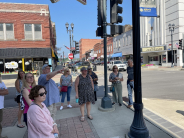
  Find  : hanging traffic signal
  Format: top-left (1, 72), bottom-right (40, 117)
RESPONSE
top-left (179, 39), bottom-right (183, 50)
top-left (110, 0), bottom-right (123, 24)
top-left (111, 25), bottom-right (124, 36)
top-left (75, 41), bottom-right (80, 54)
top-left (97, 0), bottom-right (103, 26)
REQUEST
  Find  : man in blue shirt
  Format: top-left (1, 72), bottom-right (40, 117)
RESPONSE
top-left (127, 59), bottom-right (134, 108)
top-left (38, 64), bottom-right (63, 122)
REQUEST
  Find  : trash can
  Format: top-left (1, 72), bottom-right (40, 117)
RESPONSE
top-left (93, 65), bottom-right (97, 71)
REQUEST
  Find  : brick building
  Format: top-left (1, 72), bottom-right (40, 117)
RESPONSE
top-left (93, 37), bottom-right (113, 60)
top-left (79, 39), bottom-right (102, 60)
top-left (0, 2), bottom-right (58, 75)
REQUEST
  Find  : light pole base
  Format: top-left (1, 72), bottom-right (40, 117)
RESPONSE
top-left (128, 103), bottom-right (151, 138)
top-left (100, 96), bottom-right (113, 109)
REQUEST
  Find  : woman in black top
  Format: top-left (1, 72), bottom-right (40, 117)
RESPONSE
top-left (88, 67), bottom-right (98, 101)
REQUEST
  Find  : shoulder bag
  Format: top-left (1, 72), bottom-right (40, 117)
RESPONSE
top-left (110, 72), bottom-right (119, 93)
top-left (60, 77), bottom-right (71, 92)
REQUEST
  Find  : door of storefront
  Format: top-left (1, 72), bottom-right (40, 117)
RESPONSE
top-left (33, 61), bottom-right (43, 74)
top-left (159, 55), bottom-right (161, 65)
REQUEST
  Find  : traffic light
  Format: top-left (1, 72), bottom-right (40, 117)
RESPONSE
top-left (179, 39), bottom-right (183, 49)
top-left (111, 25), bottom-right (124, 36)
top-left (75, 41), bottom-right (79, 54)
top-left (96, 27), bottom-right (103, 37)
top-left (110, 0), bottom-right (123, 24)
top-left (97, 0), bottom-right (103, 26)
top-left (50, 0), bottom-right (60, 3)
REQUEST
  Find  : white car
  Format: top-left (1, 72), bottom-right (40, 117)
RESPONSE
top-left (107, 60), bottom-right (127, 71)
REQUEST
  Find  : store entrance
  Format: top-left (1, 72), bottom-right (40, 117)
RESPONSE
top-left (33, 61), bottom-right (43, 74)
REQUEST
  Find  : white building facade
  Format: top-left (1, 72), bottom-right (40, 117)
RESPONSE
top-left (113, 29), bottom-right (133, 61)
top-left (113, 0), bottom-right (184, 66)
top-left (140, 0), bottom-right (184, 66)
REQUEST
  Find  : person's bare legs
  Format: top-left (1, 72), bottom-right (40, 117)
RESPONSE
top-left (86, 102), bottom-right (93, 119)
top-left (80, 104), bottom-right (85, 117)
top-left (17, 103), bottom-right (24, 126)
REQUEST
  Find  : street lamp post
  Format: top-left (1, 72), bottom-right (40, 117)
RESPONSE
top-left (168, 24), bottom-right (175, 68)
top-left (65, 22), bottom-right (74, 64)
top-left (128, 0), bottom-right (150, 137)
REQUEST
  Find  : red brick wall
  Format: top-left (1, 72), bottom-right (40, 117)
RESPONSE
top-left (93, 37), bottom-right (113, 58)
top-left (0, 3), bottom-right (52, 49)
top-left (0, 3), bottom-right (49, 11)
top-left (79, 39), bottom-right (102, 59)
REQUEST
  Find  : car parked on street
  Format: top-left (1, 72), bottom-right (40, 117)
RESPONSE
top-left (107, 60), bottom-right (127, 71)
top-left (72, 61), bottom-right (90, 72)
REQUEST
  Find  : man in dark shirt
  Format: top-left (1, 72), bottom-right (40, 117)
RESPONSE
top-left (127, 59), bottom-right (134, 108)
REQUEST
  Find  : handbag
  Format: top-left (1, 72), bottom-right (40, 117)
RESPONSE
top-left (110, 85), bottom-right (115, 92)
top-left (94, 84), bottom-right (99, 91)
top-left (14, 97), bottom-right (17, 102)
top-left (60, 86), bottom-right (68, 92)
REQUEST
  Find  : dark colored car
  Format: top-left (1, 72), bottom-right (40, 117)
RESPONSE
top-left (94, 61), bottom-right (101, 65)
top-left (67, 62), bottom-right (73, 68)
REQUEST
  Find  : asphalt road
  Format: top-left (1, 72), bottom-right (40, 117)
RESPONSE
top-left (4, 65), bottom-right (184, 108)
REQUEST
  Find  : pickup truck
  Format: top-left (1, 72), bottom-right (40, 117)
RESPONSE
top-left (107, 60), bottom-right (127, 71)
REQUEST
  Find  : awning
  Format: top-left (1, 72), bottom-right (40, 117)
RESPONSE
top-left (111, 52), bottom-right (122, 58)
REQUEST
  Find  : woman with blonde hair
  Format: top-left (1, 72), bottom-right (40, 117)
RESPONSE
top-left (21, 73), bottom-right (36, 126)
top-left (15, 70), bottom-right (25, 128)
top-left (59, 68), bottom-right (72, 110)
top-left (109, 65), bottom-right (123, 106)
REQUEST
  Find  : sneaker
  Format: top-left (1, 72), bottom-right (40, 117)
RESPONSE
top-left (60, 106), bottom-right (63, 110)
top-left (67, 104), bottom-right (72, 108)
top-left (112, 103), bottom-right (116, 105)
top-left (119, 104), bottom-right (122, 106)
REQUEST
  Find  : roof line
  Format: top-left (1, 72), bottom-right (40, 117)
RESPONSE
top-left (0, 2), bottom-right (48, 6)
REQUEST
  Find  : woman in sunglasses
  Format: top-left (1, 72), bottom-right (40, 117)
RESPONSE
top-left (109, 65), bottom-right (123, 106)
top-left (22, 73), bottom-right (36, 126)
top-left (27, 85), bottom-right (59, 138)
top-left (59, 68), bottom-right (73, 110)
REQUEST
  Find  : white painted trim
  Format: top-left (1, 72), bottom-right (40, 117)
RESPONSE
top-left (0, 9), bottom-right (49, 14)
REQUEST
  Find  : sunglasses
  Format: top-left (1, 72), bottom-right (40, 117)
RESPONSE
top-left (114, 68), bottom-right (118, 69)
top-left (66, 71), bottom-right (69, 72)
top-left (39, 92), bottom-right (47, 97)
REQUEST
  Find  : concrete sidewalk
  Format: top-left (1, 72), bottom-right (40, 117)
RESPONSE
top-left (2, 87), bottom-right (174, 138)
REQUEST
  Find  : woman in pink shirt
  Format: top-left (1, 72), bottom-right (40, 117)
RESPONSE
top-left (27, 85), bottom-right (59, 138)
top-left (22, 73), bottom-right (36, 126)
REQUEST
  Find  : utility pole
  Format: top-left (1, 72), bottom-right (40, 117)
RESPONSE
top-left (128, 0), bottom-right (150, 137)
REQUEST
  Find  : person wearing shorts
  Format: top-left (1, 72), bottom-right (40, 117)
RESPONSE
top-left (15, 70), bottom-right (25, 128)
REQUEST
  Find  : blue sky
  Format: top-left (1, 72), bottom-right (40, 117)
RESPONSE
top-left (0, 0), bottom-right (132, 58)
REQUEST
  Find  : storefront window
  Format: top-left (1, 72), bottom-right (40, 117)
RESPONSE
top-left (167, 51), bottom-right (172, 63)
top-left (149, 56), bottom-right (158, 61)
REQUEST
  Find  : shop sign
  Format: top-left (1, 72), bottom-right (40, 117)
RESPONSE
top-left (142, 46), bottom-right (164, 52)
top-left (140, 7), bottom-right (157, 17)
top-left (162, 55), bottom-right (166, 63)
top-left (5, 61), bottom-right (18, 69)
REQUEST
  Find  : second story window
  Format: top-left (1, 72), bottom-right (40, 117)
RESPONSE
top-left (0, 23), bottom-right (14, 40)
top-left (25, 24), bottom-right (42, 40)
top-left (99, 50), bottom-right (101, 53)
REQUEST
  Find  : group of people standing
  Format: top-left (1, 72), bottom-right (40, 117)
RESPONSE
top-left (0, 59), bottom-right (133, 138)
top-left (109, 59), bottom-right (134, 108)
top-left (12, 64), bottom-right (98, 137)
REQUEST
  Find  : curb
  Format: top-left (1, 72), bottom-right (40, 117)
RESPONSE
top-left (122, 101), bottom-right (179, 138)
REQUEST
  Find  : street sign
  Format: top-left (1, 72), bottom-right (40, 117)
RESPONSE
top-left (77, 0), bottom-right (87, 5)
top-left (68, 53), bottom-right (73, 59)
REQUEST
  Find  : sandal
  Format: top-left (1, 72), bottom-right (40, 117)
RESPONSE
top-left (80, 117), bottom-right (85, 122)
top-left (17, 124), bottom-right (25, 128)
top-left (87, 115), bottom-right (93, 120)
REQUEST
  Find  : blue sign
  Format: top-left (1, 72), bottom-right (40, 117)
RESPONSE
top-left (140, 7), bottom-right (157, 17)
